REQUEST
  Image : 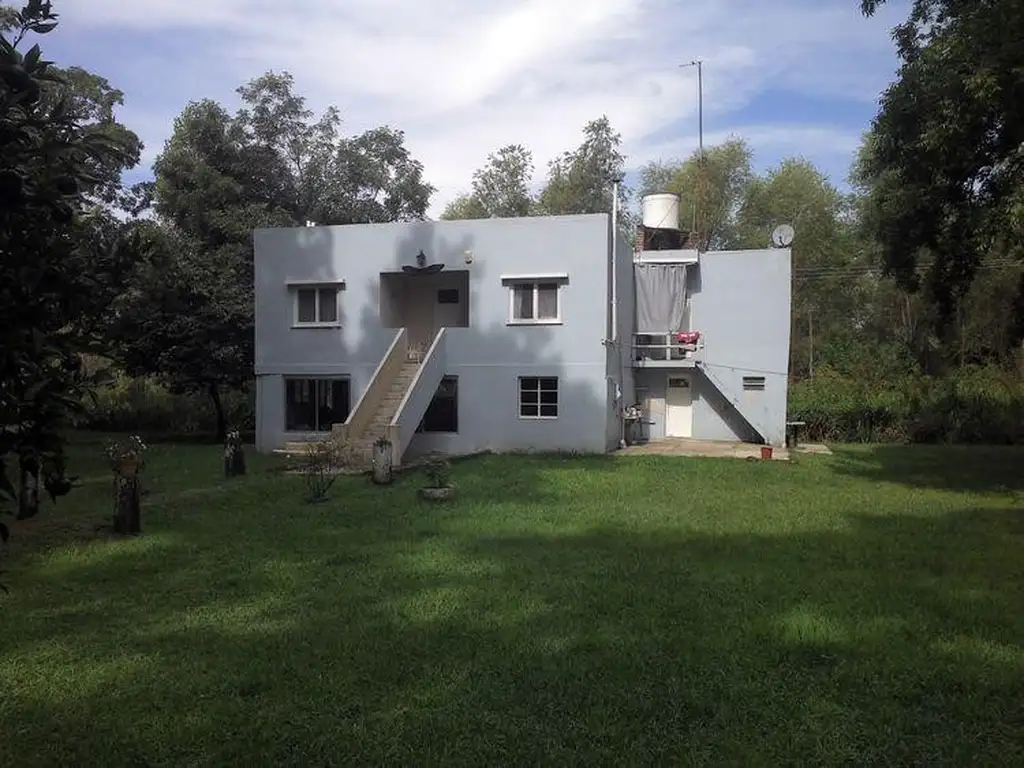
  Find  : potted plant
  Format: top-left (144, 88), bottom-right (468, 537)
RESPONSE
top-left (105, 435), bottom-right (148, 534)
top-left (419, 453), bottom-right (455, 501)
top-left (371, 434), bottom-right (394, 485)
top-left (106, 435), bottom-right (147, 476)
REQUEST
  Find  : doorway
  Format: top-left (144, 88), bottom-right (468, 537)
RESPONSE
top-left (665, 375), bottom-right (693, 437)
top-left (379, 271), bottom-right (470, 352)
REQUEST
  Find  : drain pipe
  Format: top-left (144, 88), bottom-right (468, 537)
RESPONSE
top-left (610, 178), bottom-right (619, 343)
top-left (610, 176), bottom-right (629, 448)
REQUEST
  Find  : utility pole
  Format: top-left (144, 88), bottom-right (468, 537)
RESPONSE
top-left (808, 308), bottom-right (815, 378)
top-left (680, 60), bottom-right (704, 244)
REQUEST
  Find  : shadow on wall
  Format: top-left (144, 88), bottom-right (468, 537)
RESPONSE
top-left (279, 220), bottom-right (612, 455)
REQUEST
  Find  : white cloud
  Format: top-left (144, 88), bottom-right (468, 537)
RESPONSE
top-left (61, 0), bottom-right (904, 216)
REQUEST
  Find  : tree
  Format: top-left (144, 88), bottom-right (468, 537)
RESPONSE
top-left (113, 72), bottom-right (434, 439)
top-left (1, 1), bottom-right (142, 545)
top-left (639, 138), bottom-right (754, 250)
top-left (857, 0), bottom-right (1024, 330)
top-left (439, 192), bottom-right (488, 221)
top-left (737, 158), bottom-right (869, 377)
top-left (107, 223), bottom-right (253, 439)
top-left (537, 116), bottom-right (629, 218)
top-left (467, 144), bottom-right (535, 218)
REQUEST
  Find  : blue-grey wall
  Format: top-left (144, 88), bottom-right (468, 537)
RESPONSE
top-left (254, 215), bottom-right (615, 455)
top-left (631, 248), bottom-right (791, 444)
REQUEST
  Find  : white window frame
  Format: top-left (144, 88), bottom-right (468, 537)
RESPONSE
top-left (289, 281), bottom-right (344, 328)
top-left (518, 375), bottom-right (559, 420)
top-left (501, 274), bottom-right (568, 326)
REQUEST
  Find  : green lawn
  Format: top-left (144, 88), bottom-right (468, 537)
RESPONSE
top-left (1, 437), bottom-right (1022, 765)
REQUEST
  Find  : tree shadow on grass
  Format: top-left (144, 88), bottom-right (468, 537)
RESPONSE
top-left (2, 468), bottom-right (1022, 765)
top-left (829, 443), bottom-right (1024, 495)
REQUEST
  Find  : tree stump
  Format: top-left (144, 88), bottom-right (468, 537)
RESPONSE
top-left (224, 433), bottom-right (247, 478)
top-left (112, 465), bottom-right (141, 535)
top-left (371, 440), bottom-right (393, 485)
top-left (17, 456), bottom-right (40, 521)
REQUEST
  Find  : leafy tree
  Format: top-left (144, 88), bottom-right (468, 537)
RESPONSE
top-left (439, 192), bottom-right (488, 221)
top-left (467, 144), bottom-right (536, 218)
top-left (537, 116), bottom-right (629, 218)
top-left (857, 0), bottom-right (1024, 329)
top-left (639, 138), bottom-right (753, 250)
top-left (1, 1), bottom-right (141, 549)
top-left (738, 158), bottom-right (868, 377)
top-left (112, 72), bottom-right (434, 439)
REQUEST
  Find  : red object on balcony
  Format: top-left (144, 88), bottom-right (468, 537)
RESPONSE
top-left (675, 331), bottom-right (701, 344)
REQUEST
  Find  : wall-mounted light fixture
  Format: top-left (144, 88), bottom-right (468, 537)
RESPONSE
top-left (464, 250), bottom-right (474, 265)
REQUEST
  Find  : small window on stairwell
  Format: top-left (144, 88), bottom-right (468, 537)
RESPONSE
top-left (742, 376), bottom-right (766, 392)
top-left (417, 376), bottom-right (458, 433)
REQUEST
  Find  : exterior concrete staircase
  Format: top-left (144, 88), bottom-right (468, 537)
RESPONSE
top-left (348, 360), bottom-right (420, 466)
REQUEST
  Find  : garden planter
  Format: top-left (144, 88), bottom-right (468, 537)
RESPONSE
top-left (760, 446), bottom-right (774, 460)
top-left (371, 440), bottom-right (394, 484)
top-left (419, 486), bottom-right (456, 501)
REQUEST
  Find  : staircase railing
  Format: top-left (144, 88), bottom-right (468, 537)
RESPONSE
top-left (386, 327), bottom-right (447, 466)
top-left (697, 361), bottom-right (772, 444)
top-left (333, 327), bottom-right (408, 444)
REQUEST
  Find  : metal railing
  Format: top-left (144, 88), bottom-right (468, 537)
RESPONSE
top-left (632, 331), bottom-right (704, 363)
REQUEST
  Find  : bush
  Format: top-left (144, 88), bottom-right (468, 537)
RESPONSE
top-left (789, 366), bottom-right (1024, 445)
top-left (79, 370), bottom-right (254, 436)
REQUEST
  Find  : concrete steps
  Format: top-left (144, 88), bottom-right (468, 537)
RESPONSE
top-left (276, 360), bottom-right (422, 469)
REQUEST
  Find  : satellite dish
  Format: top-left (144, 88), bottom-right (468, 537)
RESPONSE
top-left (771, 224), bottom-right (795, 248)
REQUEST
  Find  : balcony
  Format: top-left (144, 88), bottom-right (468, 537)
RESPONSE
top-left (632, 331), bottom-right (704, 368)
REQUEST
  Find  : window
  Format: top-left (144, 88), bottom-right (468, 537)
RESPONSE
top-left (519, 376), bottom-right (558, 418)
top-left (294, 285), bottom-right (340, 325)
top-left (509, 281), bottom-right (561, 323)
top-left (417, 376), bottom-right (458, 433)
top-left (285, 378), bottom-right (350, 431)
top-left (437, 288), bottom-right (459, 304)
top-left (742, 376), bottom-right (766, 391)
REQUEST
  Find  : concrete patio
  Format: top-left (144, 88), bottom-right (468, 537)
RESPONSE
top-left (617, 438), bottom-right (794, 461)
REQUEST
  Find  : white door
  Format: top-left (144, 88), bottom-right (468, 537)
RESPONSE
top-left (665, 376), bottom-right (693, 437)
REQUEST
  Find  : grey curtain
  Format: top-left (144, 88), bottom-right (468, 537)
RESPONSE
top-left (634, 264), bottom-right (687, 333)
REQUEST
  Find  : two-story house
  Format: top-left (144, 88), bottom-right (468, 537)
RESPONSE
top-left (252, 195), bottom-right (792, 465)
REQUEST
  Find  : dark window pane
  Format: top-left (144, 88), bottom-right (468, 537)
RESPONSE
top-left (318, 287), bottom-right (338, 323)
top-left (316, 379), bottom-right (350, 431)
top-left (539, 377), bottom-right (558, 391)
top-left (285, 379), bottom-right (316, 431)
top-left (520, 376), bottom-right (539, 391)
top-left (536, 283), bottom-right (558, 319)
top-left (539, 403), bottom-right (558, 417)
top-left (520, 403), bottom-right (539, 417)
top-left (421, 376), bottom-right (458, 432)
top-left (539, 389), bottom-right (557, 405)
top-left (520, 390), bottom-right (539, 404)
top-left (514, 285), bottom-right (533, 319)
top-left (297, 289), bottom-right (316, 323)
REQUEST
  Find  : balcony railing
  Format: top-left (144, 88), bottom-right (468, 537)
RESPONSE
top-left (632, 331), bottom-right (704, 366)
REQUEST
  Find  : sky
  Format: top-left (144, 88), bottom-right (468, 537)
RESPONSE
top-left (44, 0), bottom-right (906, 217)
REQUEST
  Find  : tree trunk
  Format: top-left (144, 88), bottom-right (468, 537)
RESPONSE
top-left (112, 472), bottom-right (141, 534)
top-left (224, 435), bottom-right (247, 478)
top-left (208, 382), bottom-right (227, 442)
top-left (16, 455), bottom-right (40, 521)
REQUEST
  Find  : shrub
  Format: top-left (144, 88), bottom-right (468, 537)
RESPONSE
top-left (80, 370), bottom-right (254, 436)
top-left (423, 454), bottom-right (452, 488)
top-left (789, 366), bottom-right (1024, 445)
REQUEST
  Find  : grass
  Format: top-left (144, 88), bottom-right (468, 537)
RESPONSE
top-left (1, 436), bottom-right (1022, 765)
